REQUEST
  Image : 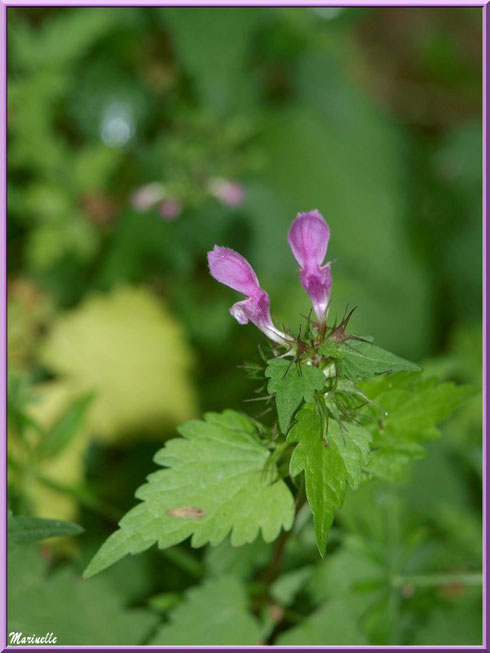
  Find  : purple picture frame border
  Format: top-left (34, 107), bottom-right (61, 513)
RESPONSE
top-left (0, 1), bottom-right (487, 652)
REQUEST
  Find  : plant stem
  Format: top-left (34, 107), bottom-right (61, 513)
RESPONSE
top-left (259, 527), bottom-right (291, 586)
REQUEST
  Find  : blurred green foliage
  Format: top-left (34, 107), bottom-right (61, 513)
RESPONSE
top-left (7, 6), bottom-right (482, 646)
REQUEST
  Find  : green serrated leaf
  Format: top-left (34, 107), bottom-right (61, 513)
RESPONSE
top-left (36, 392), bottom-right (94, 460)
top-left (318, 340), bottom-right (345, 359)
top-left (379, 379), bottom-right (473, 434)
top-left (335, 378), bottom-right (368, 396)
top-left (287, 406), bottom-right (371, 555)
top-left (319, 335), bottom-right (373, 360)
top-left (361, 373), bottom-right (474, 480)
top-left (329, 421), bottom-right (372, 490)
top-left (84, 410), bottom-right (294, 578)
top-left (365, 445), bottom-right (427, 482)
top-left (336, 340), bottom-right (420, 381)
top-left (265, 359), bottom-right (325, 433)
top-left (8, 513), bottom-right (84, 547)
top-left (149, 576), bottom-right (261, 645)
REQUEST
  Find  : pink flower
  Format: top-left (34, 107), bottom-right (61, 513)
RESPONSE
top-left (130, 183), bottom-right (166, 211)
top-left (288, 210), bottom-right (332, 321)
top-left (209, 178), bottom-right (245, 208)
top-left (207, 246), bottom-right (290, 344)
top-left (159, 198), bottom-right (182, 221)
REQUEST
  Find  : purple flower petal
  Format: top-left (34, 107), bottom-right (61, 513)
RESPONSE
top-left (208, 246), bottom-right (290, 344)
top-left (209, 178), bottom-right (245, 208)
top-left (230, 294), bottom-right (268, 327)
top-left (300, 263), bottom-right (332, 321)
top-left (208, 247), bottom-right (261, 298)
top-left (288, 210), bottom-right (330, 270)
top-left (288, 210), bottom-right (332, 321)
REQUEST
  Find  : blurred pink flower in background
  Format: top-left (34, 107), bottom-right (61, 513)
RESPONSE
top-left (131, 182), bottom-right (166, 212)
top-left (208, 178), bottom-right (245, 208)
top-left (159, 198), bottom-right (182, 221)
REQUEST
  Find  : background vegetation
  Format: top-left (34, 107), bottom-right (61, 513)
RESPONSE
top-left (7, 6), bottom-right (482, 646)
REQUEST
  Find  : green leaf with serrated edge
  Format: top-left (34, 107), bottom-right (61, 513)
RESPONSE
top-left (84, 410), bottom-right (294, 578)
top-left (287, 406), bottom-right (371, 555)
top-left (8, 512), bottom-right (84, 547)
top-left (329, 421), bottom-right (372, 490)
top-left (365, 447), bottom-right (426, 482)
top-left (379, 381), bottom-right (472, 434)
top-left (265, 358), bottom-right (325, 433)
top-left (319, 335), bottom-right (373, 360)
top-left (336, 340), bottom-right (420, 381)
top-left (149, 576), bottom-right (261, 645)
top-left (360, 372), bottom-right (474, 481)
top-left (335, 378), bottom-right (371, 402)
top-left (36, 392), bottom-right (94, 459)
top-left (319, 340), bottom-right (345, 359)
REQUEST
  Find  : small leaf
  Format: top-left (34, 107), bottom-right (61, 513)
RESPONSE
top-left (36, 392), bottom-right (94, 459)
top-left (84, 410), bottom-right (294, 578)
top-left (8, 513), bottom-right (84, 547)
top-left (265, 358), bottom-right (325, 433)
top-left (149, 576), bottom-right (261, 645)
top-left (336, 340), bottom-right (420, 381)
top-left (287, 406), bottom-right (371, 555)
